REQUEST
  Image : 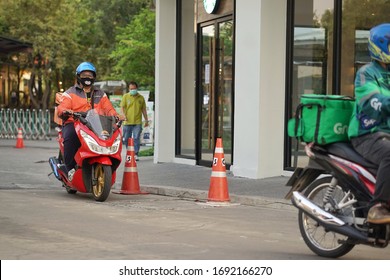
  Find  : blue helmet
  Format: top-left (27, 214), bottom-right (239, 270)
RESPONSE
top-left (75, 62), bottom-right (96, 77)
top-left (368, 23), bottom-right (390, 64)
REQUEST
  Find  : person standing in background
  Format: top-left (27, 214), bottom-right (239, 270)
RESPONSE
top-left (120, 81), bottom-right (149, 160)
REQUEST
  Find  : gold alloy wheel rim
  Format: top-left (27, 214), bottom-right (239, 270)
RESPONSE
top-left (93, 165), bottom-right (104, 197)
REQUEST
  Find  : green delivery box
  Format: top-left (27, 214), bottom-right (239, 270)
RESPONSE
top-left (288, 94), bottom-right (355, 145)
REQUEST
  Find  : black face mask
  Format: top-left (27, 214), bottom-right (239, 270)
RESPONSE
top-left (78, 76), bottom-right (95, 87)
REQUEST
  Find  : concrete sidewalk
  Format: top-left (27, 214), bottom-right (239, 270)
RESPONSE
top-left (1, 138), bottom-right (293, 208)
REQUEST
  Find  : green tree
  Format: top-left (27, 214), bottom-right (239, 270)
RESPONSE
top-left (0, 0), bottom-right (153, 109)
top-left (0, 0), bottom-right (81, 109)
top-left (110, 8), bottom-right (155, 99)
top-left (75, 0), bottom-right (151, 79)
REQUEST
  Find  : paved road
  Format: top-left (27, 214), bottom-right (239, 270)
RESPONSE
top-left (1, 141), bottom-right (389, 260)
top-left (0, 188), bottom-right (300, 259)
top-left (1, 188), bottom-right (388, 260)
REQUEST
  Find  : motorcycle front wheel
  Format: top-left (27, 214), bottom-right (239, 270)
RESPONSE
top-left (298, 176), bottom-right (355, 258)
top-left (92, 164), bottom-right (112, 202)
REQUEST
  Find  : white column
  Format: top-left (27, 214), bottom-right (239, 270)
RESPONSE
top-left (231, 0), bottom-right (287, 178)
top-left (154, 0), bottom-right (176, 163)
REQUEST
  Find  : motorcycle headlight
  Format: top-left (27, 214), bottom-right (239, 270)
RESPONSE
top-left (80, 130), bottom-right (121, 155)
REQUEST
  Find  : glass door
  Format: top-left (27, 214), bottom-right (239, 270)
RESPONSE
top-left (198, 19), bottom-right (234, 166)
top-left (286, 0), bottom-right (389, 170)
top-left (287, 0), bottom-right (334, 169)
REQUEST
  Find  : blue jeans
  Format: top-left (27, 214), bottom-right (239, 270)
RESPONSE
top-left (122, 124), bottom-right (142, 155)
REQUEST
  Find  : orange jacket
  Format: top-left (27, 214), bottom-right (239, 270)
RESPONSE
top-left (57, 84), bottom-right (117, 124)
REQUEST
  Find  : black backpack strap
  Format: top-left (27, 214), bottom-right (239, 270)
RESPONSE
top-left (314, 105), bottom-right (323, 143)
top-left (91, 92), bottom-right (95, 109)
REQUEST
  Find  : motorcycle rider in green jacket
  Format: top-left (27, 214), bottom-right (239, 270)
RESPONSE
top-left (348, 23), bottom-right (390, 224)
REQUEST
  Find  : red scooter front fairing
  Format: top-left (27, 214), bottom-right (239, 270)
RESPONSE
top-left (49, 109), bottom-right (122, 202)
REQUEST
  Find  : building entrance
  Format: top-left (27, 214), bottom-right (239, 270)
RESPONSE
top-left (197, 18), bottom-right (233, 166)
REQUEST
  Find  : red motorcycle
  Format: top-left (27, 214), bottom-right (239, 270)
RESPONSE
top-left (49, 109), bottom-right (122, 202)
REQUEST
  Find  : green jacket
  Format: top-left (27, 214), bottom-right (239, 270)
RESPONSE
top-left (348, 61), bottom-right (390, 138)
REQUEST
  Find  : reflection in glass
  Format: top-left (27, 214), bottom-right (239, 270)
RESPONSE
top-left (340, 0), bottom-right (388, 96)
top-left (218, 21), bottom-right (233, 163)
top-left (294, 27), bottom-right (327, 96)
top-left (179, 0), bottom-right (196, 158)
top-left (200, 25), bottom-right (215, 162)
top-left (290, 0), bottom-right (334, 168)
top-left (200, 21), bottom-right (233, 164)
top-left (288, 0), bottom-right (389, 169)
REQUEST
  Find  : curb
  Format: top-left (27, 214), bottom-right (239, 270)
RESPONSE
top-left (137, 185), bottom-right (294, 210)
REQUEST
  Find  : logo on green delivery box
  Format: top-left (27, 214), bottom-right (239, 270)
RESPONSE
top-left (334, 123), bottom-right (348, 135)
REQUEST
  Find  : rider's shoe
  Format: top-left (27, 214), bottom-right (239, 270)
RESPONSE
top-left (367, 204), bottom-right (390, 224)
top-left (57, 164), bottom-right (67, 174)
top-left (67, 168), bottom-right (75, 182)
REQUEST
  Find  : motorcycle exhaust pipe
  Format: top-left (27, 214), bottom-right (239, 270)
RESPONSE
top-left (48, 157), bottom-right (62, 180)
top-left (292, 191), bottom-right (369, 242)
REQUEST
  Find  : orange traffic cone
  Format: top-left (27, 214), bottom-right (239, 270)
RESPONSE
top-left (15, 128), bottom-right (24, 149)
top-left (113, 138), bottom-right (148, 195)
top-left (208, 138), bottom-right (230, 202)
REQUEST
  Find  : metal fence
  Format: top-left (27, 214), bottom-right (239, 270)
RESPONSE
top-left (0, 108), bottom-right (51, 140)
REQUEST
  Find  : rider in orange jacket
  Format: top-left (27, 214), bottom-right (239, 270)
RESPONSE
top-left (57, 62), bottom-right (121, 181)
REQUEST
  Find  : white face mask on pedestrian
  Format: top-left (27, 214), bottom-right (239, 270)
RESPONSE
top-left (129, 89), bottom-right (138, 95)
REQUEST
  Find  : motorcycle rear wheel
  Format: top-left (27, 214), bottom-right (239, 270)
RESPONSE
top-left (92, 164), bottom-right (112, 202)
top-left (298, 176), bottom-right (355, 258)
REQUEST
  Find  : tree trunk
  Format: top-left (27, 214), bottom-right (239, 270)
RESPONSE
top-left (42, 78), bottom-right (51, 111)
top-left (28, 72), bottom-right (40, 109)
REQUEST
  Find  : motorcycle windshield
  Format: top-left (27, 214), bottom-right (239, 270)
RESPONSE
top-left (85, 109), bottom-right (115, 140)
